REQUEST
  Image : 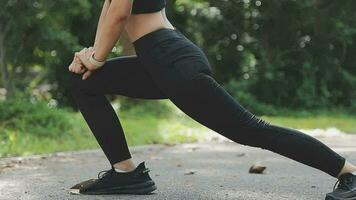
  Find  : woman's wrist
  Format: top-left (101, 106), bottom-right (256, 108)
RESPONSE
top-left (93, 52), bottom-right (105, 62)
top-left (90, 46), bottom-right (106, 62)
top-left (88, 51), bottom-right (106, 69)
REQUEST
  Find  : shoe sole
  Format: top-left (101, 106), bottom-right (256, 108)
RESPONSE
top-left (70, 178), bottom-right (96, 190)
top-left (325, 195), bottom-right (356, 200)
top-left (79, 180), bottom-right (157, 195)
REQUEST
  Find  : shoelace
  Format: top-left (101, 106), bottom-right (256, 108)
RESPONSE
top-left (97, 168), bottom-right (115, 179)
top-left (96, 167), bottom-right (151, 179)
top-left (333, 176), bottom-right (354, 191)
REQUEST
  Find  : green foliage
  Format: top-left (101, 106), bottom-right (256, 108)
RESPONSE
top-left (116, 96), bottom-right (173, 118)
top-left (0, 94), bottom-right (205, 157)
top-left (169, 0), bottom-right (356, 112)
top-left (1, 0), bottom-right (355, 115)
top-left (0, 92), bottom-right (77, 139)
top-left (223, 79), bottom-right (279, 115)
top-left (0, 91), bottom-right (91, 156)
top-left (0, 0), bottom-right (101, 106)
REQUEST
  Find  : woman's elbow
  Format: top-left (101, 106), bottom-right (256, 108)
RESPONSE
top-left (111, 13), bottom-right (130, 23)
top-left (107, 0), bottom-right (132, 23)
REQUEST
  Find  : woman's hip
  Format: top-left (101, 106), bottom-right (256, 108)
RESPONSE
top-left (132, 27), bottom-right (213, 77)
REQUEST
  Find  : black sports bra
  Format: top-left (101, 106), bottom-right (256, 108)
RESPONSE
top-left (131, 0), bottom-right (166, 14)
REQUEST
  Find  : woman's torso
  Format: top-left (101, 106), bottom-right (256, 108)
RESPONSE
top-left (124, 0), bottom-right (213, 80)
top-left (125, 8), bottom-right (175, 43)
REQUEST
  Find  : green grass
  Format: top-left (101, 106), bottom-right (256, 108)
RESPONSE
top-left (0, 112), bottom-right (209, 158)
top-left (0, 113), bottom-right (99, 157)
top-left (0, 100), bottom-right (209, 158)
top-left (255, 108), bottom-right (356, 134)
top-left (0, 99), bottom-right (355, 159)
top-left (261, 115), bottom-right (356, 134)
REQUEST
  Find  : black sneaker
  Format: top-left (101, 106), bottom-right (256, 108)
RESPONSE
top-left (76, 161), bottom-right (157, 195)
top-left (325, 172), bottom-right (356, 200)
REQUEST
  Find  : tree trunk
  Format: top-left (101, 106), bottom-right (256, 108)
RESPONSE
top-left (313, 0), bottom-right (321, 35)
top-left (0, 32), bottom-right (15, 99)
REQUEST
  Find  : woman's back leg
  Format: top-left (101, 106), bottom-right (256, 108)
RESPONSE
top-left (149, 70), bottom-right (345, 178)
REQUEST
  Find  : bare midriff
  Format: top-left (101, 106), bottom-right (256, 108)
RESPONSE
top-left (125, 8), bottom-right (175, 43)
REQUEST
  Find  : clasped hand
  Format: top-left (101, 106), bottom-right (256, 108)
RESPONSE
top-left (68, 47), bottom-right (100, 80)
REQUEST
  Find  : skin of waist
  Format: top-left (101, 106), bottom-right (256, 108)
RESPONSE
top-left (125, 11), bottom-right (175, 43)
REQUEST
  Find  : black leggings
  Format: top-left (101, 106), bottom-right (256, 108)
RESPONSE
top-left (70, 28), bottom-right (345, 178)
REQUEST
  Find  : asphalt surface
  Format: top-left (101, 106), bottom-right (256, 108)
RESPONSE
top-left (0, 134), bottom-right (355, 200)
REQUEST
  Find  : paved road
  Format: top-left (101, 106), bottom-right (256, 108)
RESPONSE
top-left (0, 134), bottom-right (355, 200)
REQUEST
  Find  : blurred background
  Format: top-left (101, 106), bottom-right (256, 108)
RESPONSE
top-left (0, 0), bottom-right (355, 158)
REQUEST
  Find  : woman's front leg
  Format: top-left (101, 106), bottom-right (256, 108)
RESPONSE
top-left (69, 55), bottom-right (168, 166)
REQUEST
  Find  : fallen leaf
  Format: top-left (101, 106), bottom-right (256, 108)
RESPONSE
top-left (249, 164), bottom-right (267, 174)
top-left (184, 170), bottom-right (196, 175)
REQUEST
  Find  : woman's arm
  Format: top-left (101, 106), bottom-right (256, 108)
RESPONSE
top-left (73, 0), bottom-right (132, 79)
top-left (93, 0), bottom-right (111, 50)
top-left (92, 0), bottom-right (132, 62)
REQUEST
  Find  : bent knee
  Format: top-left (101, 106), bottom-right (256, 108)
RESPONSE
top-left (69, 72), bottom-right (82, 92)
top-left (69, 72), bottom-right (95, 96)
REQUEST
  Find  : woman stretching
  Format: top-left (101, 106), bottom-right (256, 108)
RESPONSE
top-left (68, 0), bottom-right (356, 199)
